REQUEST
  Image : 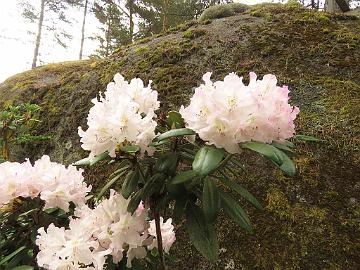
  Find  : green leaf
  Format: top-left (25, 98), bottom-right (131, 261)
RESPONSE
top-left (11, 266), bottom-right (34, 270)
top-left (192, 146), bottom-right (225, 177)
top-left (121, 145), bottom-right (141, 154)
top-left (219, 172), bottom-right (263, 210)
top-left (141, 173), bottom-right (166, 200)
top-left (0, 246), bottom-right (27, 265)
top-left (186, 204), bottom-right (218, 263)
top-left (127, 190), bottom-right (143, 214)
top-left (271, 141), bottom-right (295, 153)
top-left (220, 192), bottom-right (252, 233)
top-left (294, 134), bottom-right (324, 142)
top-left (173, 197), bottom-right (187, 223)
top-left (171, 170), bottom-right (198, 184)
top-left (155, 128), bottom-right (195, 142)
top-left (90, 152), bottom-right (110, 166)
top-left (122, 168), bottom-right (140, 199)
top-left (154, 153), bottom-right (178, 174)
top-left (97, 167), bottom-right (129, 199)
top-left (241, 141), bottom-right (296, 176)
top-left (203, 178), bottom-right (220, 222)
top-left (166, 111), bottom-right (185, 128)
top-left (73, 152), bottom-right (110, 167)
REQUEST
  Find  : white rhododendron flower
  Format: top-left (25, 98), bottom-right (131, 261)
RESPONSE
top-left (36, 191), bottom-right (175, 270)
top-left (148, 217), bottom-right (176, 253)
top-left (180, 72), bottom-right (300, 153)
top-left (78, 73), bottom-right (159, 158)
top-left (0, 155), bottom-right (91, 212)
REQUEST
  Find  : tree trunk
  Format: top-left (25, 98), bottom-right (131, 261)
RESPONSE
top-left (79, 0), bottom-right (88, 60)
top-left (129, 0), bottom-right (134, 42)
top-left (32, 0), bottom-right (45, 69)
top-left (325, 0), bottom-right (350, 12)
top-left (162, 0), bottom-right (169, 32)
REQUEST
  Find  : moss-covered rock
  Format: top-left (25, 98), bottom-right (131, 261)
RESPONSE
top-left (1, 4), bottom-right (359, 269)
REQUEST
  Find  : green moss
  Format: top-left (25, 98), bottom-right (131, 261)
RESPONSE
top-left (199, 3), bottom-right (249, 21)
top-left (134, 45), bottom-right (150, 55)
top-left (182, 28), bottom-right (207, 39)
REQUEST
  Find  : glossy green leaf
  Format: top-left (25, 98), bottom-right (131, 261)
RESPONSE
top-left (171, 170), bottom-right (198, 184)
top-left (0, 246), bottom-right (27, 265)
top-left (173, 197), bottom-right (187, 223)
top-left (242, 141), bottom-right (296, 176)
top-left (271, 141), bottom-right (295, 153)
top-left (121, 145), bottom-right (141, 153)
top-left (192, 146), bottom-right (225, 177)
top-left (220, 192), bottom-right (252, 233)
top-left (127, 190), bottom-right (143, 214)
top-left (186, 204), bottom-right (219, 263)
top-left (141, 173), bottom-right (166, 200)
top-left (73, 152), bottom-right (109, 167)
top-left (122, 167), bottom-right (140, 199)
top-left (166, 111), bottom-right (185, 128)
top-left (203, 178), bottom-right (220, 222)
top-left (294, 134), bottom-right (324, 142)
top-left (97, 167), bottom-right (129, 199)
top-left (219, 172), bottom-right (263, 210)
top-left (155, 128), bottom-right (195, 141)
top-left (11, 266), bottom-right (35, 270)
top-left (154, 153), bottom-right (178, 174)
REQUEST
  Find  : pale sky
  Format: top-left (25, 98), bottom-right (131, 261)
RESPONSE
top-left (0, 0), bottom-right (274, 83)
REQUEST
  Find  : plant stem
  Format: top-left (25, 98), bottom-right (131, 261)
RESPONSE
top-left (152, 199), bottom-right (166, 270)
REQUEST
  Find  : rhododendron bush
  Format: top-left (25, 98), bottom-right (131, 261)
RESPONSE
top-left (0, 71), bottom-right (311, 269)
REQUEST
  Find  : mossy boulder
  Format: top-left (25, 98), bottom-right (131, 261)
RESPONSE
top-left (1, 3), bottom-right (360, 269)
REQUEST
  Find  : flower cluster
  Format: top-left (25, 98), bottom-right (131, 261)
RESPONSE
top-left (180, 72), bottom-right (300, 153)
top-left (148, 217), bottom-right (176, 253)
top-left (0, 155), bottom-right (91, 212)
top-left (36, 191), bottom-right (176, 269)
top-left (78, 74), bottom-right (160, 158)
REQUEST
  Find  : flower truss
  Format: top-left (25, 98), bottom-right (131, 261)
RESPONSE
top-left (180, 72), bottom-right (299, 153)
top-left (0, 155), bottom-right (91, 212)
top-left (78, 74), bottom-right (160, 158)
top-left (36, 191), bottom-right (175, 269)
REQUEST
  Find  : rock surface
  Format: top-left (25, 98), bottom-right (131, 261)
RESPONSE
top-left (1, 3), bottom-right (359, 269)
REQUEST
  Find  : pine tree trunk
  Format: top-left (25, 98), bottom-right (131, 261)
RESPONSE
top-left (129, 0), bottom-right (134, 42)
top-left (79, 0), bottom-right (88, 60)
top-left (325, 0), bottom-right (350, 12)
top-left (32, 0), bottom-right (45, 69)
top-left (162, 0), bottom-right (169, 32)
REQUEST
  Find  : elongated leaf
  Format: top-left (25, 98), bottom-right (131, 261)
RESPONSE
top-left (242, 142), bottom-right (282, 165)
top-left (11, 266), bottom-right (34, 270)
top-left (97, 168), bottom-right (129, 199)
top-left (220, 192), bottom-right (252, 233)
top-left (121, 145), bottom-right (140, 154)
top-left (73, 152), bottom-right (110, 167)
top-left (141, 173), bottom-right (166, 200)
top-left (155, 128), bottom-right (195, 141)
top-left (122, 168), bottom-right (140, 199)
top-left (186, 204), bottom-right (218, 263)
top-left (0, 246), bottom-right (27, 265)
top-left (294, 134), bottom-right (324, 142)
top-left (271, 141), bottom-right (294, 153)
top-left (241, 142), bottom-right (296, 176)
top-left (127, 190), bottom-right (143, 214)
top-left (203, 178), bottom-right (220, 222)
top-left (173, 197), bottom-right (187, 223)
top-left (219, 172), bottom-right (263, 210)
top-left (193, 146), bottom-right (224, 177)
top-left (171, 170), bottom-right (198, 184)
top-left (90, 152), bottom-right (110, 166)
top-left (154, 153), bottom-right (178, 174)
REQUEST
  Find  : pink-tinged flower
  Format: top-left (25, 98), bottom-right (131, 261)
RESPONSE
top-left (148, 217), bottom-right (176, 253)
top-left (36, 191), bottom-right (153, 270)
top-left (78, 73), bottom-right (159, 158)
top-left (180, 72), bottom-right (299, 153)
top-left (0, 155), bottom-right (91, 212)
